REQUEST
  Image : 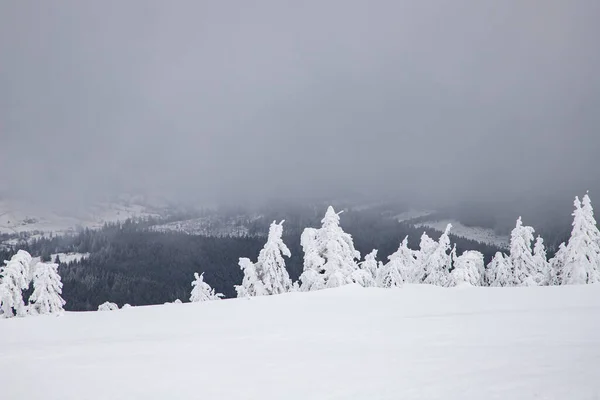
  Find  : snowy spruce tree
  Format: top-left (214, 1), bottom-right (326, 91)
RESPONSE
top-left (377, 237), bottom-right (416, 287)
top-left (359, 249), bottom-right (379, 282)
top-left (299, 206), bottom-right (360, 291)
top-left (549, 243), bottom-right (567, 285)
top-left (532, 236), bottom-right (550, 286)
top-left (235, 257), bottom-right (267, 297)
top-left (486, 252), bottom-right (514, 287)
top-left (510, 217), bottom-right (537, 286)
top-left (255, 220), bottom-right (293, 295)
top-left (422, 224), bottom-right (453, 287)
top-left (353, 250), bottom-right (378, 287)
top-left (29, 262), bottom-right (66, 315)
top-left (190, 272), bottom-right (223, 302)
top-left (0, 250), bottom-right (33, 318)
top-left (414, 232), bottom-right (437, 283)
top-left (450, 250), bottom-right (484, 287)
top-left (561, 194), bottom-right (600, 284)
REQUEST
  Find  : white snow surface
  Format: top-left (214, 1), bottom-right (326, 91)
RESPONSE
top-left (415, 219), bottom-right (510, 249)
top-left (1, 284), bottom-right (599, 399)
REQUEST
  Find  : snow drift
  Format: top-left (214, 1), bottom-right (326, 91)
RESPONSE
top-left (0, 284), bottom-right (599, 399)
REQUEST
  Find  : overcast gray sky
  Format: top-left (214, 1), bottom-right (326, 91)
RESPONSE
top-left (1, 1), bottom-right (599, 209)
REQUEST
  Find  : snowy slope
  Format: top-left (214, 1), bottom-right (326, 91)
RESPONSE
top-left (1, 284), bottom-right (599, 399)
top-left (0, 199), bottom-right (162, 239)
top-left (415, 219), bottom-right (510, 249)
top-left (152, 214), bottom-right (264, 237)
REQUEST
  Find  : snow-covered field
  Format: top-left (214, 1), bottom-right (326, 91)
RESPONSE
top-left (1, 284), bottom-right (598, 399)
top-left (415, 219), bottom-right (510, 249)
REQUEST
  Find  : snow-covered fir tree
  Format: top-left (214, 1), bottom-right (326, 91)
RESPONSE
top-left (353, 250), bottom-right (378, 287)
top-left (255, 220), bottom-right (293, 295)
top-left (486, 252), bottom-right (514, 287)
top-left (98, 301), bottom-right (119, 311)
top-left (422, 224), bottom-right (453, 286)
top-left (29, 262), bottom-right (66, 315)
top-left (549, 242), bottom-right (567, 285)
top-left (376, 255), bottom-right (404, 288)
top-left (510, 217), bottom-right (537, 286)
top-left (377, 237), bottom-right (416, 287)
top-left (395, 236), bottom-right (419, 283)
top-left (0, 250), bottom-right (33, 318)
top-left (299, 206), bottom-right (360, 291)
top-left (235, 257), bottom-right (267, 297)
top-left (360, 249), bottom-right (379, 282)
top-left (562, 194), bottom-right (600, 284)
top-left (532, 236), bottom-right (550, 286)
top-left (414, 232), bottom-right (437, 283)
top-left (190, 272), bottom-right (223, 302)
top-left (450, 250), bottom-right (483, 286)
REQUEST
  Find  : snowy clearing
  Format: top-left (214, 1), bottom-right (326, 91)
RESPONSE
top-left (415, 219), bottom-right (510, 249)
top-left (394, 209), bottom-right (435, 222)
top-left (1, 284), bottom-right (599, 399)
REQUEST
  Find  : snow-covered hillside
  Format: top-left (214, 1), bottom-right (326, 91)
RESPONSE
top-left (152, 214), bottom-right (264, 237)
top-left (1, 284), bottom-right (598, 399)
top-left (415, 219), bottom-right (510, 249)
top-left (0, 199), bottom-right (164, 240)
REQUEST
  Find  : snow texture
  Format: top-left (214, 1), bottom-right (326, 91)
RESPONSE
top-left (0, 284), bottom-right (599, 399)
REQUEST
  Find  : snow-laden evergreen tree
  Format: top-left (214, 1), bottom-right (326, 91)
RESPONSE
top-left (0, 250), bottom-right (33, 318)
top-left (414, 232), bottom-right (437, 283)
top-left (532, 236), bottom-right (550, 286)
top-left (422, 224), bottom-right (453, 286)
top-left (299, 206), bottom-right (360, 291)
top-left (398, 236), bottom-right (419, 283)
top-left (377, 237), bottom-right (416, 287)
top-left (549, 242), bottom-right (567, 285)
top-left (486, 252), bottom-right (513, 287)
top-left (353, 250), bottom-right (378, 287)
top-left (376, 253), bottom-right (404, 289)
top-left (235, 257), bottom-right (267, 297)
top-left (360, 249), bottom-right (379, 282)
top-left (562, 194), bottom-right (600, 284)
top-left (98, 301), bottom-right (119, 311)
top-left (510, 217), bottom-right (537, 286)
top-left (450, 250), bottom-right (483, 286)
top-left (190, 272), bottom-right (223, 302)
top-left (255, 220), bottom-right (293, 295)
top-left (29, 262), bottom-right (66, 315)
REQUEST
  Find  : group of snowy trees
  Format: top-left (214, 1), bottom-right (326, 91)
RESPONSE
top-left (234, 193), bottom-right (600, 299)
top-left (0, 250), bottom-right (66, 318)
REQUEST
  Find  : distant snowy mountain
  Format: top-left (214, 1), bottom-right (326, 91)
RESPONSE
top-left (1, 284), bottom-right (598, 399)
